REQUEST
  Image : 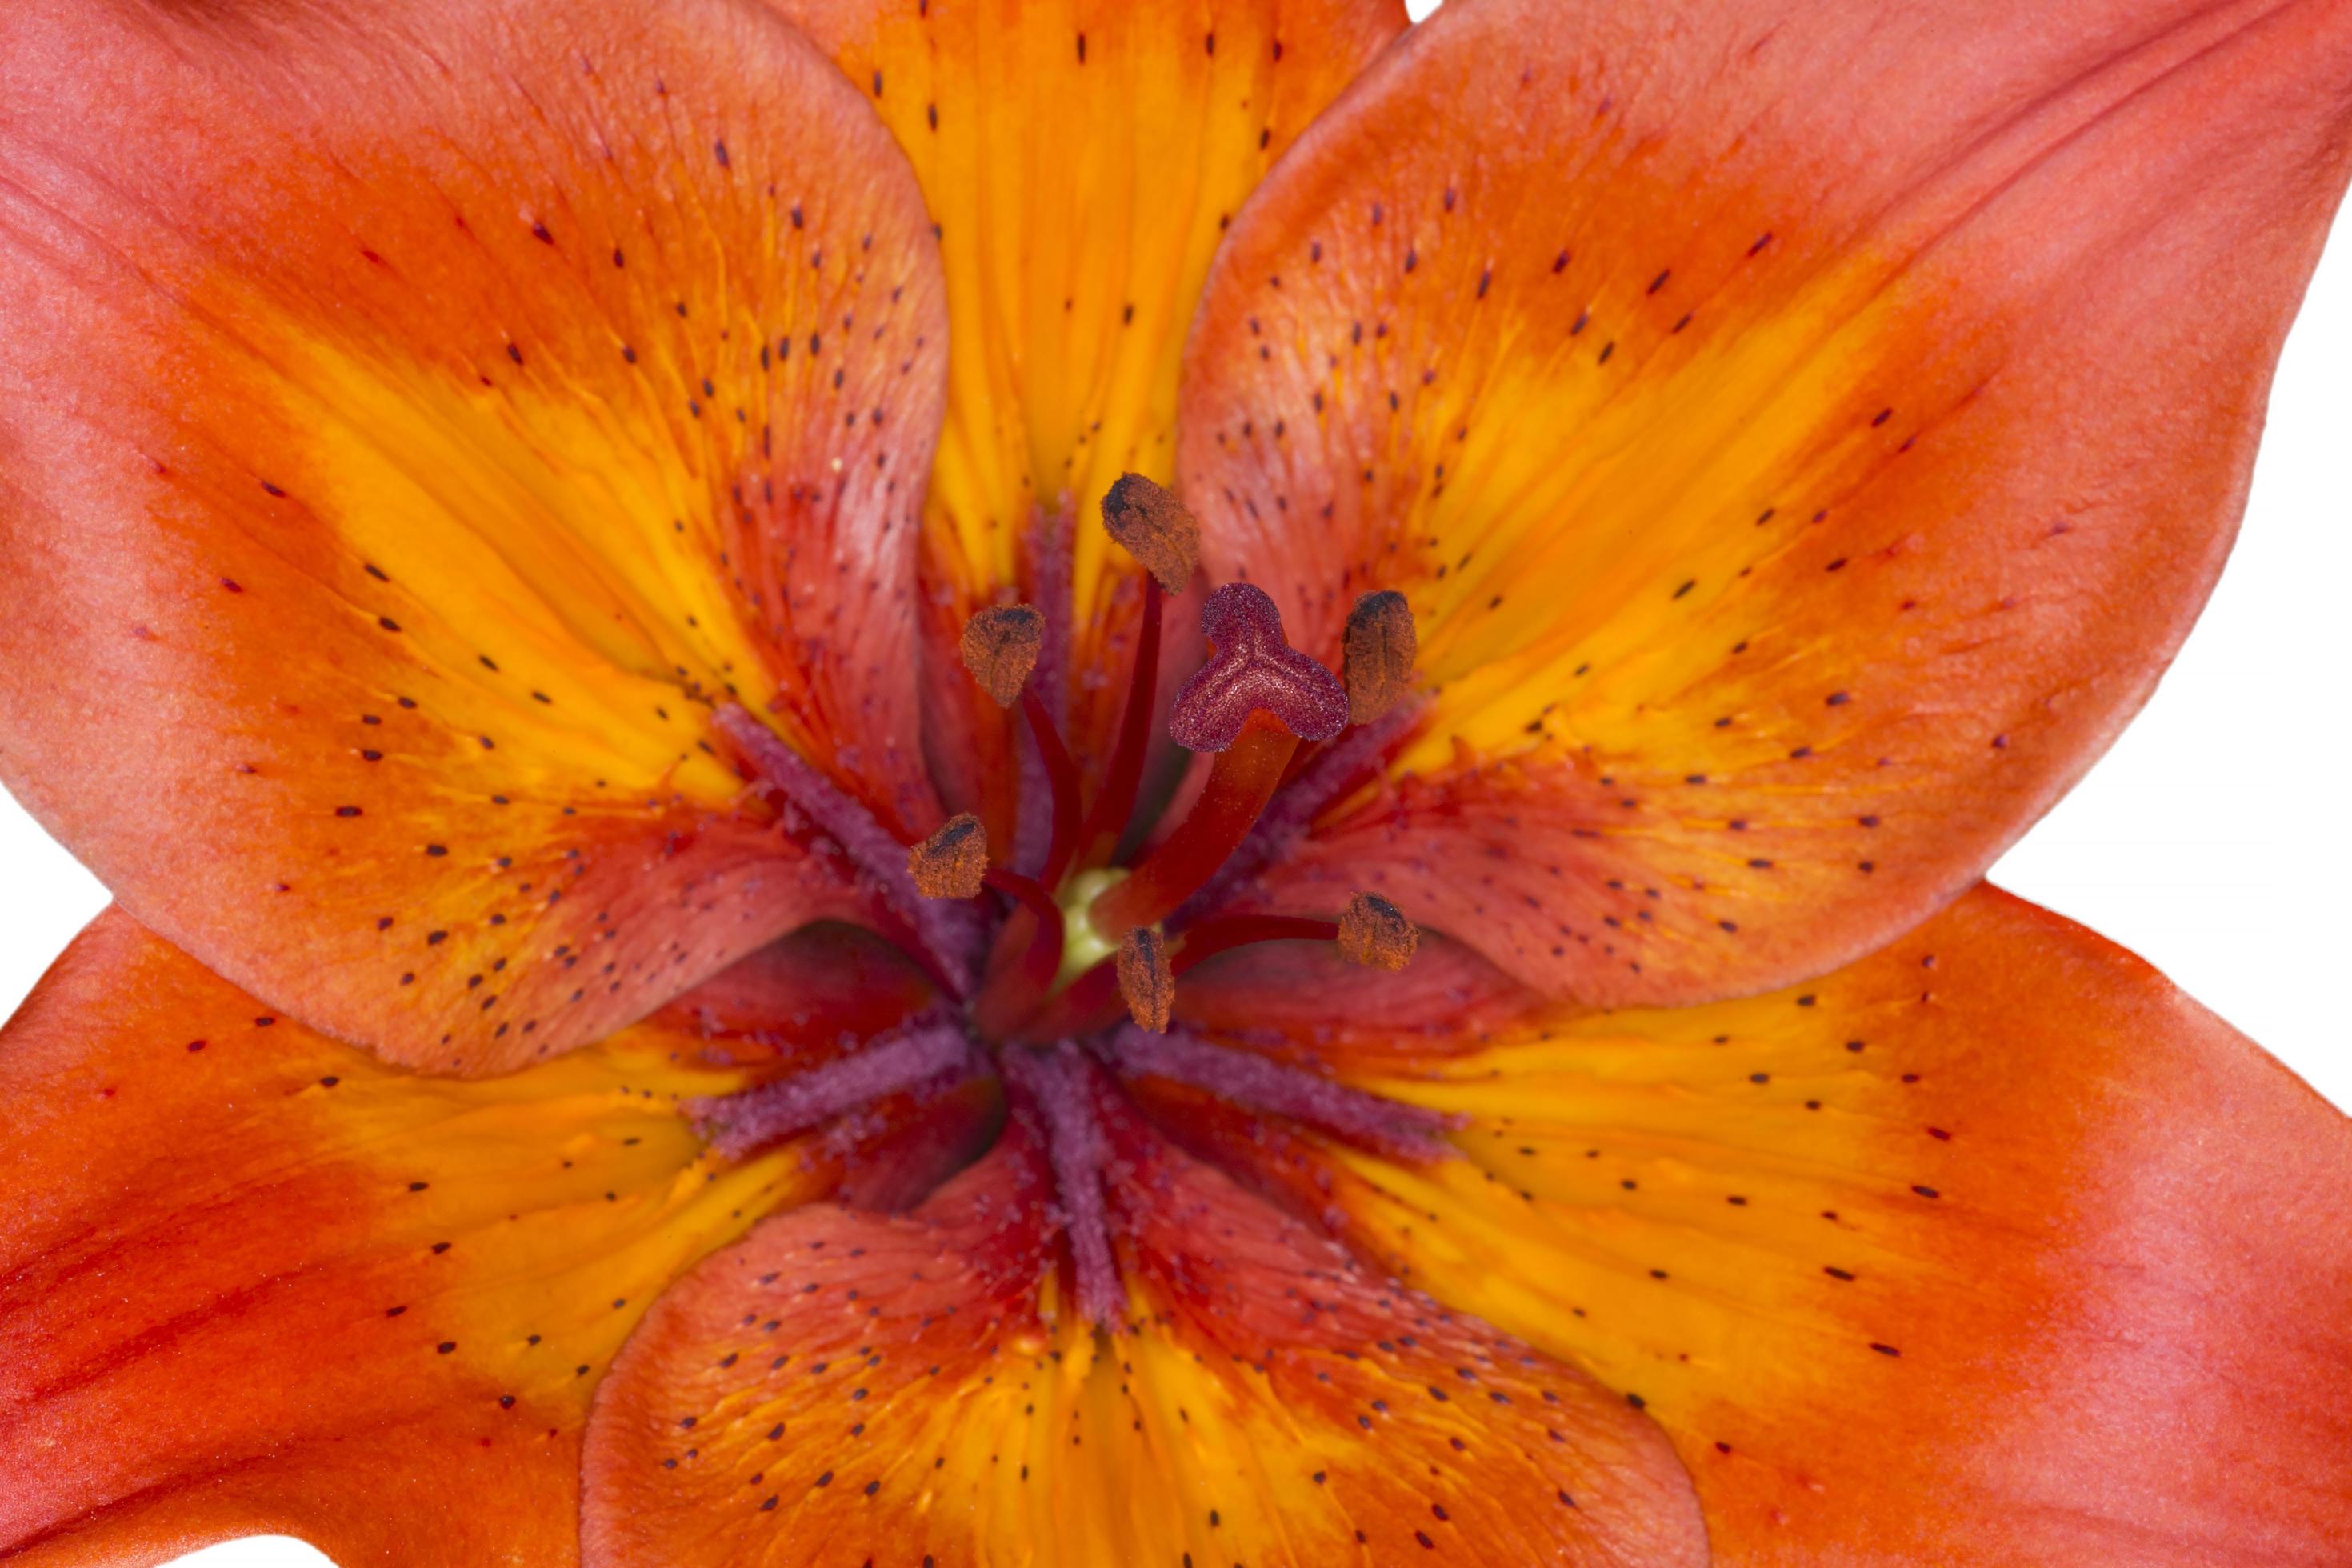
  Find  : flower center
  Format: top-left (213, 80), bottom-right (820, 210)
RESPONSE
top-left (699, 474), bottom-right (1454, 1330)
top-left (1052, 867), bottom-right (1126, 986)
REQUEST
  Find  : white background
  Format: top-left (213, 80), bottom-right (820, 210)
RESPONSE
top-left (5, 15), bottom-right (2348, 1566)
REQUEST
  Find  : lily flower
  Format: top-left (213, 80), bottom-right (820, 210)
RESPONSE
top-left (2, 0), bottom-right (2349, 1562)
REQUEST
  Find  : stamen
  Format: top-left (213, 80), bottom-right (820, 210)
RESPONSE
top-left (1167, 899), bottom-right (1414, 978)
top-left (1342, 590), bottom-right (1419, 724)
top-left (907, 813), bottom-right (989, 900)
top-left (1337, 891), bottom-right (1418, 971)
top-left (999, 1044), bottom-right (1124, 1330)
top-left (687, 1013), bottom-right (976, 1161)
top-left (1102, 1025), bottom-right (1461, 1161)
top-left (715, 705), bottom-right (978, 995)
top-left (1074, 474), bottom-right (1191, 868)
top-left (958, 602), bottom-right (1075, 882)
top-left (902, 817), bottom-right (1076, 1031)
top-left (1115, 927), bottom-right (1174, 1034)
top-left (1098, 472), bottom-right (1200, 595)
top-left (959, 604), bottom-right (1044, 708)
top-left (1167, 583), bottom-right (1349, 753)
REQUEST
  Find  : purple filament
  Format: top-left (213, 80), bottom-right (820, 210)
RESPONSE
top-left (1102, 1023), bottom-right (1461, 1161)
top-left (1000, 1043), bottom-right (1124, 1331)
top-left (690, 1013), bottom-right (976, 1161)
top-left (714, 704), bottom-right (982, 994)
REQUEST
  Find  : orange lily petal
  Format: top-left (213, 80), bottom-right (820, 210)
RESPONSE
top-left (770, 0), bottom-right (1406, 802)
top-left (1179, 0), bottom-right (2352, 1005)
top-left (0, 909), bottom-right (974, 1566)
top-left (582, 1080), bottom-right (1703, 1566)
top-left (0, 0), bottom-right (948, 1070)
top-left (1165, 888), bottom-right (2352, 1562)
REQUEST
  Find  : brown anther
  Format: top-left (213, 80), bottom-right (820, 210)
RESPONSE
top-left (907, 814), bottom-right (989, 900)
top-left (1342, 590), bottom-right (1419, 724)
top-left (1338, 892), bottom-right (1418, 971)
top-left (1100, 473), bottom-right (1200, 595)
top-left (1114, 926), bottom-right (1175, 1034)
top-left (958, 604), bottom-right (1045, 707)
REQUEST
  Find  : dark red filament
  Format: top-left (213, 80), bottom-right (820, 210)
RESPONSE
top-left (973, 866), bottom-right (1066, 1038)
top-left (1072, 575), bottom-right (1163, 870)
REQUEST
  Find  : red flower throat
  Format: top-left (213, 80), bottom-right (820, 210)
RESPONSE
top-left (697, 474), bottom-right (1450, 1328)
